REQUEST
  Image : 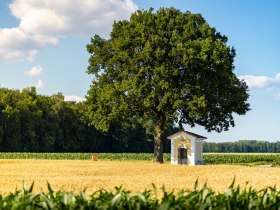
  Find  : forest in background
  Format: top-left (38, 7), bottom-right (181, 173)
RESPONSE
top-left (0, 87), bottom-right (176, 153)
top-left (0, 87), bottom-right (279, 153)
top-left (203, 140), bottom-right (280, 153)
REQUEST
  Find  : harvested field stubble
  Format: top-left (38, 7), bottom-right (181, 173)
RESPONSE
top-left (0, 159), bottom-right (280, 195)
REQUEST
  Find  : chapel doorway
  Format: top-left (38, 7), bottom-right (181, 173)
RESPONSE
top-left (178, 148), bottom-right (188, 164)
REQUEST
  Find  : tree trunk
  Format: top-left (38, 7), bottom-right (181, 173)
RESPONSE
top-left (153, 115), bottom-right (166, 163)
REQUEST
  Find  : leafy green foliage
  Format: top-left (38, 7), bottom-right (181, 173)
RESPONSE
top-left (0, 87), bottom-right (101, 152)
top-left (87, 7), bottom-right (250, 132)
top-left (1, 87), bottom-right (172, 153)
top-left (0, 182), bottom-right (280, 209)
top-left (86, 7), bottom-right (250, 162)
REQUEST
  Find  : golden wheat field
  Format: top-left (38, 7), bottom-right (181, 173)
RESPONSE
top-left (0, 159), bottom-right (279, 194)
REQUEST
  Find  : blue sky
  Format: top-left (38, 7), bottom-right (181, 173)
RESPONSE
top-left (1, 0), bottom-right (280, 142)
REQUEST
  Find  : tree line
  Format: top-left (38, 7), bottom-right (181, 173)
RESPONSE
top-left (1, 87), bottom-right (278, 153)
top-left (0, 87), bottom-right (175, 153)
top-left (203, 140), bottom-right (280, 153)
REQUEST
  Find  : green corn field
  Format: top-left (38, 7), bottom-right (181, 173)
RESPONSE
top-left (1, 152), bottom-right (280, 165)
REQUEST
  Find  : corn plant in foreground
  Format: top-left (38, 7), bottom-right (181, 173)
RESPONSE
top-left (0, 181), bottom-right (280, 210)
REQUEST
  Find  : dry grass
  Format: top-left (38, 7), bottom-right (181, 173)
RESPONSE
top-left (0, 159), bottom-right (279, 194)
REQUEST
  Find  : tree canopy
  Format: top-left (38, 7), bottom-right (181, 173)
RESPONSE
top-left (86, 8), bottom-right (250, 163)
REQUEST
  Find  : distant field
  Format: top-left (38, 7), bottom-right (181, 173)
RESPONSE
top-left (204, 153), bottom-right (280, 165)
top-left (1, 152), bottom-right (280, 165)
top-left (0, 159), bottom-right (280, 195)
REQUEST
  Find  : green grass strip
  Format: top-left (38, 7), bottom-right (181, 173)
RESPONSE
top-left (1, 152), bottom-right (280, 164)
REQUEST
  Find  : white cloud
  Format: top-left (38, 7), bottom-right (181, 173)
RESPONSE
top-left (239, 73), bottom-right (280, 100)
top-left (238, 74), bottom-right (280, 88)
top-left (1, 0), bottom-right (137, 61)
top-left (275, 73), bottom-right (280, 81)
top-left (35, 79), bottom-right (45, 89)
top-left (25, 65), bottom-right (43, 76)
top-left (9, 0), bottom-right (138, 36)
top-left (0, 27), bottom-right (58, 61)
top-left (64, 95), bottom-right (86, 102)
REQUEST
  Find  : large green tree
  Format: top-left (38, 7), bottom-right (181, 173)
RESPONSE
top-left (86, 8), bottom-right (250, 163)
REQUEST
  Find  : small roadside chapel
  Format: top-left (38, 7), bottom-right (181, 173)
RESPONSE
top-left (167, 131), bottom-right (206, 166)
